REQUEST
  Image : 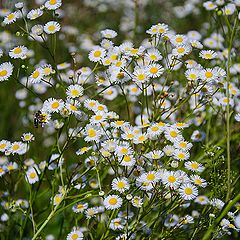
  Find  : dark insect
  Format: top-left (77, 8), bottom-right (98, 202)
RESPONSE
top-left (34, 110), bottom-right (46, 128)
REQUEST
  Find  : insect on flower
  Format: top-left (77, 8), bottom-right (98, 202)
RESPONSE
top-left (34, 110), bottom-right (48, 128)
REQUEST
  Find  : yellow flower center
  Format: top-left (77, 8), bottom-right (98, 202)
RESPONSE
top-left (49, 0), bottom-right (57, 4)
top-left (51, 102), bottom-right (59, 109)
top-left (184, 187), bottom-right (193, 195)
top-left (29, 172), bottom-right (36, 179)
top-left (189, 73), bottom-right (197, 80)
top-left (120, 148), bottom-right (128, 155)
top-left (71, 233), bottom-right (79, 240)
top-left (95, 115), bottom-right (102, 120)
top-left (117, 181), bottom-right (125, 188)
top-left (0, 70), bottom-right (7, 77)
top-left (48, 25), bottom-right (56, 32)
top-left (70, 105), bottom-right (77, 111)
top-left (150, 55), bottom-right (157, 60)
top-left (178, 153), bottom-right (185, 159)
top-left (179, 142), bottom-right (187, 148)
top-left (117, 72), bottom-right (125, 79)
top-left (150, 67), bottom-right (158, 74)
top-left (190, 163), bottom-right (198, 169)
top-left (123, 155), bottom-right (131, 162)
top-left (151, 126), bottom-right (159, 132)
top-left (168, 176), bottom-right (176, 183)
top-left (71, 89), bottom-right (79, 96)
top-left (109, 198), bottom-right (117, 205)
top-left (0, 143), bottom-right (6, 149)
top-left (32, 71), bottom-right (40, 79)
top-left (14, 47), bottom-right (22, 54)
top-left (194, 179), bottom-right (202, 185)
top-left (7, 13), bottom-right (15, 21)
top-left (12, 144), bottom-right (20, 151)
top-left (146, 173), bottom-right (156, 181)
top-left (88, 129), bottom-right (96, 137)
top-left (170, 131), bottom-right (177, 138)
top-left (94, 50), bottom-right (101, 58)
top-left (176, 37), bottom-right (183, 43)
top-left (205, 71), bottom-right (213, 78)
top-left (137, 74), bottom-right (145, 81)
top-left (177, 47), bottom-right (185, 53)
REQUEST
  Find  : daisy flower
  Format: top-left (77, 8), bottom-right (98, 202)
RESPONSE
top-left (162, 171), bottom-right (181, 189)
top-left (200, 68), bottom-right (218, 82)
top-left (173, 149), bottom-right (190, 161)
top-left (57, 62), bottom-right (71, 70)
top-left (194, 195), bottom-right (209, 205)
top-left (119, 155), bottom-right (136, 167)
top-left (88, 47), bottom-right (106, 62)
top-left (6, 162), bottom-right (18, 171)
top-left (27, 8), bottom-right (43, 20)
top-left (173, 140), bottom-right (193, 151)
top-left (3, 11), bottom-right (20, 25)
top-left (131, 196), bottom-right (143, 208)
top-left (199, 50), bottom-right (217, 60)
top-left (172, 44), bottom-right (192, 57)
top-left (110, 218), bottom-right (125, 230)
top-left (203, 1), bottom-right (217, 10)
top-left (133, 68), bottom-right (150, 84)
top-left (9, 46), bottom-right (28, 59)
top-left (111, 177), bottom-right (130, 193)
top-left (190, 175), bottom-right (207, 188)
top-left (184, 161), bottom-right (205, 172)
top-left (52, 194), bottom-right (63, 206)
top-left (65, 101), bottom-right (82, 115)
top-left (84, 124), bottom-right (102, 142)
top-left (45, 0), bottom-right (62, 10)
top-left (133, 133), bottom-right (147, 144)
top-left (90, 111), bottom-right (107, 124)
top-left (147, 63), bottom-right (164, 78)
top-left (42, 64), bottom-right (53, 76)
top-left (145, 48), bottom-right (162, 62)
top-left (170, 34), bottom-right (188, 46)
top-left (29, 68), bottom-right (44, 84)
top-left (179, 183), bottom-right (198, 200)
top-left (0, 140), bottom-right (11, 153)
top-left (139, 171), bottom-right (161, 184)
top-left (76, 146), bottom-right (92, 155)
top-left (21, 133), bottom-right (35, 142)
top-left (66, 229), bottom-right (83, 240)
top-left (72, 202), bottom-right (88, 213)
top-left (0, 62), bottom-right (14, 82)
top-left (116, 143), bottom-right (133, 156)
top-left (67, 84), bottom-right (83, 98)
top-left (43, 98), bottom-right (64, 113)
top-left (164, 127), bottom-right (183, 142)
top-left (26, 166), bottom-right (39, 184)
top-left (9, 141), bottom-right (27, 155)
top-left (101, 29), bottom-right (117, 39)
top-left (44, 21), bottom-right (61, 34)
top-left (185, 69), bottom-right (199, 81)
top-left (103, 195), bottom-right (123, 210)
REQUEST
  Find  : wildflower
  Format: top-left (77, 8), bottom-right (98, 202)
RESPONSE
top-left (3, 11), bottom-right (20, 25)
top-left (26, 167), bottom-right (39, 184)
top-left (57, 62), bottom-right (71, 70)
top-left (101, 29), bottom-right (117, 39)
top-left (9, 141), bottom-right (27, 155)
top-left (173, 149), bottom-right (190, 161)
top-left (190, 175), bottom-right (207, 188)
top-left (84, 124), bottom-right (102, 142)
top-left (133, 68), bottom-right (150, 84)
top-left (172, 44), bottom-right (192, 57)
top-left (144, 150), bottom-right (164, 160)
top-left (110, 218), bottom-right (125, 230)
top-left (170, 34), bottom-right (188, 46)
top-left (0, 62), bottom-right (14, 82)
top-left (66, 229), bottom-right (83, 240)
top-left (162, 171), bottom-right (181, 189)
top-left (147, 63), bottom-right (164, 78)
top-left (45, 0), bottom-right (62, 10)
top-left (164, 127), bottom-right (183, 142)
top-left (44, 21), bottom-right (61, 34)
top-left (0, 140), bottom-right (11, 152)
top-left (103, 195), bottom-right (123, 210)
top-left (185, 69), bottom-right (199, 81)
top-left (173, 140), bottom-right (193, 151)
top-left (52, 194), bottom-right (63, 206)
top-left (131, 196), bottom-right (143, 208)
top-left (199, 50), bottom-right (217, 60)
top-left (21, 133), bottom-right (35, 142)
top-left (119, 155), bottom-right (136, 167)
top-left (43, 98), bottom-right (65, 113)
top-left (164, 214), bottom-right (179, 227)
top-left (9, 46), bottom-right (28, 59)
top-left (72, 202), bottom-right (88, 213)
top-left (27, 8), bottom-right (43, 20)
top-left (88, 47), bottom-right (106, 62)
top-left (184, 161), bottom-right (205, 172)
top-left (179, 183), bottom-right (198, 200)
top-left (145, 48), bottom-right (162, 62)
top-left (194, 195), bottom-right (209, 205)
top-left (29, 68), bottom-right (44, 84)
